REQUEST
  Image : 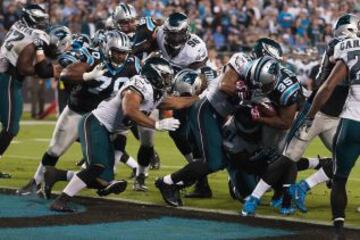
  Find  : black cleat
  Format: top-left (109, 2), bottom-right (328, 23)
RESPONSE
top-left (97, 180), bottom-right (127, 196)
top-left (50, 193), bottom-right (74, 212)
top-left (43, 166), bottom-right (67, 199)
top-left (133, 173), bottom-right (148, 192)
top-left (149, 151), bottom-right (160, 170)
top-left (0, 171), bottom-right (11, 178)
top-left (155, 177), bottom-right (182, 207)
top-left (16, 178), bottom-right (41, 196)
top-left (185, 179), bottom-right (212, 199)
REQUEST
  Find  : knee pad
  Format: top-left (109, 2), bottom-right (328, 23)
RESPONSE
top-left (120, 151), bottom-right (129, 163)
top-left (113, 134), bottom-right (127, 152)
top-left (77, 165), bottom-right (104, 186)
top-left (320, 158), bottom-right (333, 179)
top-left (137, 145), bottom-right (154, 167)
top-left (41, 152), bottom-right (59, 166)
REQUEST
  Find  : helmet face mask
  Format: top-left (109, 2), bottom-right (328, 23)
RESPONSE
top-left (105, 32), bottom-right (131, 69)
top-left (334, 14), bottom-right (360, 39)
top-left (248, 56), bottom-right (279, 94)
top-left (113, 3), bottom-right (138, 34)
top-left (164, 12), bottom-right (190, 50)
top-left (22, 5), bottom-right (49, 30)
top-left (141, 57), bottom-right (174, 93)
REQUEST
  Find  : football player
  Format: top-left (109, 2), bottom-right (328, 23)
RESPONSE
top-left (17, 32), bottom-right (139, 196)
top-left (0, 4), bottom-right (61, 178)
top-left (155, 52), bottom-right (257, 207)
top-left (284, 14), bottom-right (359, 213)
top-left (301, 19), bottom-right (360, 238)
top-left (131, 12), bottom-right (210, 191)
top-left (219, 56), bottom-right (302, 216)
top-left (49, 57), bottom-right (198, 212)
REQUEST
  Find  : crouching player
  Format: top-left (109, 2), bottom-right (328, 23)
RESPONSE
top-left (49, 57), bottom-right (198, 212)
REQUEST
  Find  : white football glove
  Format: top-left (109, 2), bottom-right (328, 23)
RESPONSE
top-left (82, 64), bottom-right (106, 81)
top-left (155, 117), bottom-right (180, 131)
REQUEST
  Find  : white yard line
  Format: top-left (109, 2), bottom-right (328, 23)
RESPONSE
top-left (20, 120), bottom-right (56, 125)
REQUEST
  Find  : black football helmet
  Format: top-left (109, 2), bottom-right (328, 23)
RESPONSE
top-left (334, 14), bottom-right (360, 38)
top-left (163, 12), bottom-right (190, 51)
top-left (141, 57), bottom-right (174, 93)
top-left (22, 4), bottom-right (49, 30)
top-left (252, 38), bottom-right (283, 60)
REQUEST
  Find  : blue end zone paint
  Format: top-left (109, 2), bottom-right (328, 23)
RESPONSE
top-left (0, 194), bottom-right (86, 217)
top-left (0, 217), bottom-right (293, 240)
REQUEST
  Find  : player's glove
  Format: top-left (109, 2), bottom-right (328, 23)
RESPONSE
top-left (155, 117), bottom-right (180, 131)
top-left (82, 64), bottom-right (106, 81)
top-left (33, 38), bottom-right (45, 51)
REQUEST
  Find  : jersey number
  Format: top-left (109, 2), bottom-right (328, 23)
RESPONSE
top-left (187, 38), bottom-right (200, 48)
top-left (348, 50), bottom-right (360, 83)
top-left (277, 77), bottom-right (293, 93)
top-left (4, 30), bottom-right (25, 51)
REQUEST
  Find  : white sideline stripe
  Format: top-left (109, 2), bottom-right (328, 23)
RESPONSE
top-left (20, 121), bottom-right (56, 125)
top-left (1, 186), bottom-right (359, 230)
top-left (11, 140), bottom-right (21, 144)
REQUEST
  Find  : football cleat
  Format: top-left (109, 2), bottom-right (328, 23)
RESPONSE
top-left (155, 177), bottom-right (182, 207)
top-left (16, 178), bottom-right (41, 196)
top-left (185, 179), bottom-right (212, 198)
top-left (149, 151), bottom-right (161, 170)
top-left (241, 196), bottom-right (260, 216)
top-left (43, 166), bottom-right (66, 199)
top-left (270, 196), bottom-right (283, 209)
top-left (279, 207), bottom-right (296, 216)
top-left (97, 180), bottom-right (127, 196)
top-left (289, 180), bottom-right (309, 213)
top-left (50, 193), bottom-right (74, 212)
top-left (133, 173), bottom-right (148, 192)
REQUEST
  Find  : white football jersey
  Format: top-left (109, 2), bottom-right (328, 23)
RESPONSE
top-left (0, 20), bottom-right (49, 67)
top-left (333, 37), bottom-right (360, 121)
top-left (156, 27), bottom-right (207, 69)
top-left (92, 75), bottom-right (163, 133)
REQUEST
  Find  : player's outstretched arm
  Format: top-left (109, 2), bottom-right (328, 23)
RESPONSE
top-left (158, 95), bottom-right (199, 110)
top-left (59, 62), bottom-right (93, 82)
top-left (256, 103), bottom-right (297, 130)
top-left (122, 89), bottom-right (156, 129)
top-left (122, 89), bottom-right (180, 131)
top-left (218, 66), bottom-right (240, 97)
top-left (308, 60), bottom-right (347, 118)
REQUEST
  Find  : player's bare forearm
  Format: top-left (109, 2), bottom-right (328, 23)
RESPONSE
top-left (308, 61), bottom-right (347, 118)
top-left (159, 95), bottom-right (199, 110)
top-left (60, 62), bottom-right (90, 82)
top-left (257, 104), bottom-right (297, 129)
top-left (122, 89), bottom-right (156, 129)
top-left (17, 44), bottom-right (36, 76)
top-left (219, 66), bottom-right (239, 96)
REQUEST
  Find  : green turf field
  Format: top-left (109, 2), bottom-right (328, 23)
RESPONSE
top-left (1, 119), bottom-right (360, 226)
